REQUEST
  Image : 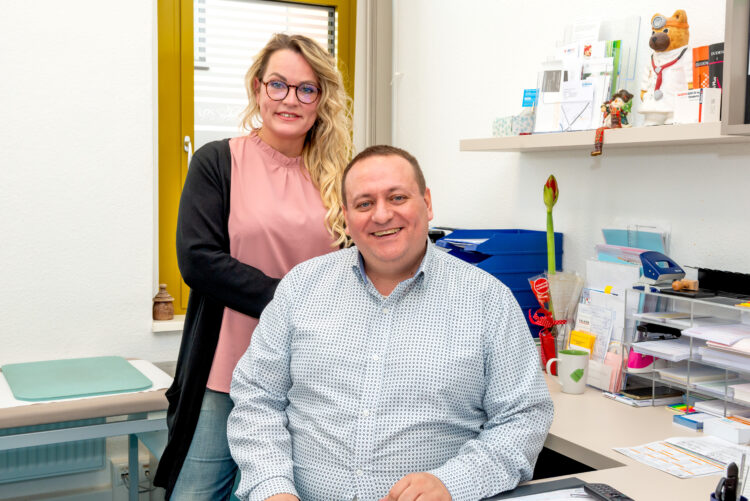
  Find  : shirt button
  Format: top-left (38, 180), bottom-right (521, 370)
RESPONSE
top-left (362, 409), bottom-right (370, 417)
top-left (356, 469), bottom-right (363, 477)
top-left (382, 307), bottom-right (389, 314)
top-left (372, 354), bottom-right (380, 361)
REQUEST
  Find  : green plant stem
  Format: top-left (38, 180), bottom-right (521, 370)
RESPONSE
top-left (546, 210), bottom-right (559, 340)
top-left (547, 210), bottom-right (555, 274)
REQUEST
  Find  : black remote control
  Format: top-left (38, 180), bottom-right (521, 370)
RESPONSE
top-left (583, 483), bottom-right (634, 500)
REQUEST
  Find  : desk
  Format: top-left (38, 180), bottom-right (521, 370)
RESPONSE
top-left (544, 374), bottom-right (717, 500)
top-left (0, 388), bottom-right (168, 501)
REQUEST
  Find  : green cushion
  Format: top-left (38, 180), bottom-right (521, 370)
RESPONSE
top-left (2, 356), bottom-right (152, 401)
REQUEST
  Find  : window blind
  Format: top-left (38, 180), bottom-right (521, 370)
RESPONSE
top-left (194, 0), bottom-right (336, 148)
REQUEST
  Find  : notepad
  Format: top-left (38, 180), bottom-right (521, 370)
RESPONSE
top-left (1, 356), bottom-right (153, 401)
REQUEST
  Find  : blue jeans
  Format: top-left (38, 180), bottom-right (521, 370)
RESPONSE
top-left (170, 389), bottom-right (239, 500)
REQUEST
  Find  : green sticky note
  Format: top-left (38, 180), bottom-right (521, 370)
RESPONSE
top-left (570, 368), bottom-right (585, 382)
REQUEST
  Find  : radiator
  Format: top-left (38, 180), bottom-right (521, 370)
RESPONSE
top-left (0, 418), bottom-right (106, 483)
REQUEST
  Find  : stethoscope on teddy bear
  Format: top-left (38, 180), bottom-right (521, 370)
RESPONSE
top-left (650, 14), bottom-right (689, 100)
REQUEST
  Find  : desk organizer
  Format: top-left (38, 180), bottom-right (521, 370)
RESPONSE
top-left (436, 229), bottom-right (563, 337)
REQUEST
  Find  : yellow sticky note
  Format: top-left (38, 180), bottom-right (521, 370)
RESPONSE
top-left (604, 285), bottom-right (613, 294)
top-left (569, 330), bottom-right (596, 356)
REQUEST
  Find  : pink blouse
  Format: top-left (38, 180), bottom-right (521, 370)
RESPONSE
top-left (206, 132), bottom-right (335, 393)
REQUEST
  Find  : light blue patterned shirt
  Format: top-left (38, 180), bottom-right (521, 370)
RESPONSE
top-left (228, 243), bottom-right (553, 501)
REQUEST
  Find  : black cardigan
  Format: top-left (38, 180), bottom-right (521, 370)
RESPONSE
top-left (153, 139), bottom-right (279, 497)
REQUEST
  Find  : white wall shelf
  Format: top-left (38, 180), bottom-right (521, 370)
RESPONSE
top-left (460, 122), bottom-right (750, 153)
top-left (463, 0), bottom-right (750, 152)
top-left (152, 314), bottom-right (185, 333)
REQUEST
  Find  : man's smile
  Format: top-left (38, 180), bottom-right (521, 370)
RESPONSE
top-left (372, 228), bottom-right (401, 237)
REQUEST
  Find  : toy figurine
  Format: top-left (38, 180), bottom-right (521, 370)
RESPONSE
top-left (591, 89), bottom-right (634, 156)
top-left (639, 10), bottom-right (692, 125)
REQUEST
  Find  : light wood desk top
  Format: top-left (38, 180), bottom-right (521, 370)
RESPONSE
top-left (544, 374), bottom-right (719, 500)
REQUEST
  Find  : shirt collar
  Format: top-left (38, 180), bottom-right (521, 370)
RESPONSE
top-left (351, 238), bottom-right (435, 287)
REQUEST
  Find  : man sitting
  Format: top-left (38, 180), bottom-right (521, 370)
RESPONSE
top-left (228, 145), bottom-right (553, 501)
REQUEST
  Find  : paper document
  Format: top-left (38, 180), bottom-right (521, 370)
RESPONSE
top-left (658, 365), bottom-right (732, 384)
top-left (613, 436), bottom-right (736, 478)
top-left (683, 324), bottom-right (750, 346)
top-left (585, 259), bottom-right (640, 293)
top-left (667, 436), bottom-right (750, 467)
top-left (632, 338), bottom-right (698, 362)
top-left (559, 81), bottom-right (594, 131)
top-left (574, 303), bottom-right (614, 360)
top-left (580, 287), bottom-right (633, 350)
top-left (602, 226), bottom-right (668, 253)
top-left (436, 238), bottom-right (488, 249)
top-left (587, 359), bottom-right (613, 391)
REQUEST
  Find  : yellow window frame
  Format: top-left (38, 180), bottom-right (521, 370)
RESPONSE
top-left (157, 0), bottom-right (357, 314)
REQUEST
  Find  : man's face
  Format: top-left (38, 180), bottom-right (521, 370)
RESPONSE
top-left (343, 155), bottom-right (433, 280)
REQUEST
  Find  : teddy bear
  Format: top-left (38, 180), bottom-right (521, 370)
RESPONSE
top-left (639, 10), bottom-right (692, 126)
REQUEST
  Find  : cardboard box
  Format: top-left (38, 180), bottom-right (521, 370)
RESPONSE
top-left (673, 87), bottom-right (721, 124)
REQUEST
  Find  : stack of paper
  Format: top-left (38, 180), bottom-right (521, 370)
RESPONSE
top-left (658, 365), bottom-right (734, 384)
top-left (704, 416), bottom-right (750, 444)
top-left (731, 383), bottom-right (750, 404)
top-left (632, 311), bottom-right (694, 327)
top-left (694, 379), bottom-right (750, 399)
top-left (694, 399), bottom-right (750, 418)
top-left (602, 391), bottom-right (683, 407)
top-left (682, 323), bottom-right (750, 344)
top-left (699, 346), bottom-right (750, 372)
top-left (632, 338), bottom-right (699, 362)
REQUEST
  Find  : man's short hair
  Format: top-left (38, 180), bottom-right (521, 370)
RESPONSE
top-left (341, 145), bottom-right (426, 207)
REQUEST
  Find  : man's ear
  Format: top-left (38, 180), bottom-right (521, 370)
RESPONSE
top-left (341, 204), bottom-right (351, 236)
top-left (424, 187), bottom-right (434, 222)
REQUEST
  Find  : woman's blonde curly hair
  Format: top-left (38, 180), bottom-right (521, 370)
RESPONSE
top-left (240, 33), bottom-right (352, 247)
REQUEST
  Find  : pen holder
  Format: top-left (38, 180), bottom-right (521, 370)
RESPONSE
top-left (710, 495), bottom-right (747, 501)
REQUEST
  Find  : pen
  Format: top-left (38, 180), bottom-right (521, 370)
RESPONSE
top-left (740, 453), bottom-right (746, 498)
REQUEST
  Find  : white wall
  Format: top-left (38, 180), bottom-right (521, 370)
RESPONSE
top-left (393, 0), bottom-right (750, 276)
top-left (0, 0), bottom-right (182, 366)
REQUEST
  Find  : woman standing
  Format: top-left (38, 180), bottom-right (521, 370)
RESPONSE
top-left (153, 33), bottom-right (352, 499)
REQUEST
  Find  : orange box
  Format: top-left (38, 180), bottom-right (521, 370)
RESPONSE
top-left (693, 45), bottom-right (710, 89)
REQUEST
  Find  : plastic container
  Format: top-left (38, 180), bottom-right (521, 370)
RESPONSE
top-left (436, 229), bottom-right (562, 256)
top-left (436, 229), bottom-right (564, 338)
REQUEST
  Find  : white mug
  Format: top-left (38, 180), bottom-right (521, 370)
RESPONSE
top-left (546, 349), bottom-right (589, 394)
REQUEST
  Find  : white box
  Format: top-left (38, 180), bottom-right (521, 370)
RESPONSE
top-left (704, 417), bottom-right (750, 444)
top-left (673, 88), bottom-right (722, 124)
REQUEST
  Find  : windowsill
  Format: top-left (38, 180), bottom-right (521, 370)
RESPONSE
top-left (152, 314), bottom-right (185, 333)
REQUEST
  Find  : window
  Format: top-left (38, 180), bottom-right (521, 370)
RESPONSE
top-left (157, 0), bottom-right (356, 313)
